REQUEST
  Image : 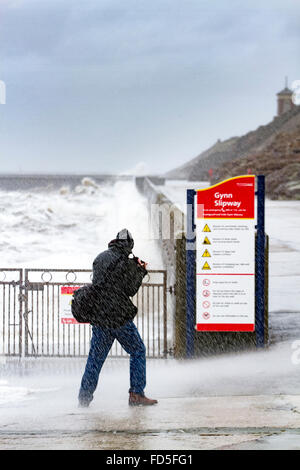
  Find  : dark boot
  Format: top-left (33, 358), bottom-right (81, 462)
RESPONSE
top-left (129, 392), bottom-right (158, 406)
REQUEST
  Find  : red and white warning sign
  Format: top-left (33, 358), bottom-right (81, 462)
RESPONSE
top-left (60, 286), bottom-right (81, 324)
top-left (196, 175), bottom-right (255, 332)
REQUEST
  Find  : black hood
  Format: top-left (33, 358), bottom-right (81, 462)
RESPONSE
top-left (108, 228), bottom-right (134, 255)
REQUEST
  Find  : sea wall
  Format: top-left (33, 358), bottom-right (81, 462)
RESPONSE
top-left (136, 177), bottom-right (187, 356)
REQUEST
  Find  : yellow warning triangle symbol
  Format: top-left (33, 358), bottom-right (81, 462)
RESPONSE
top-left (202, 261), bottom-right (211, 270)
top-left (202, 249), bottom-right (211, 257)
top-left (202, 236), bottom-right (211, 245)
top-left (202, 224), bottom-right (211, 232)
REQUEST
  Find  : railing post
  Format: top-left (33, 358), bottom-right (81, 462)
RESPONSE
top-left (255, 175), bottom-right (265, 347)
top-left (163, 270), bottom-right (168, 358)
top-left (24, 269), bottom-right (29, 357)
top-left (186, 189), bottom-right (196, 358)
top-left (19, 269), bottom-right (23, 358)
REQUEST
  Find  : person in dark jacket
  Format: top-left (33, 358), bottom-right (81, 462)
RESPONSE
top-left (78, 229), bottom-right (158, 407)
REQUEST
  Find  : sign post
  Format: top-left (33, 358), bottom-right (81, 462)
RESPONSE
top-left (186, 189), bottom-right (196, 358)
top-left (186, 175), bottom-right (266, 357)
top-left (255, 175), bottom-right (265, 347)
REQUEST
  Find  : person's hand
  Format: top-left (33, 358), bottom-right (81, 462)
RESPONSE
top-left (137, 258), bottom-right (148, 269)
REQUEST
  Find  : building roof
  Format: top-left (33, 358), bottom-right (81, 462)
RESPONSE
top-left (277, 86), bottom-right (293, 96)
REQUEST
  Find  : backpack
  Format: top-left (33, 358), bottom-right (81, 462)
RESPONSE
top-left (71, 284), bottom-right (101, 323)
top-left (71, 252), bottom-right (123, 324)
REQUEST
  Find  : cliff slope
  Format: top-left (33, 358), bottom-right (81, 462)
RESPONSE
top-left (165, 106), bottom-right (300, 182)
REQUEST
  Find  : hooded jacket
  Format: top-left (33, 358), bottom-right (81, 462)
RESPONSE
top-left (91, 229), bottom-right (147, 328)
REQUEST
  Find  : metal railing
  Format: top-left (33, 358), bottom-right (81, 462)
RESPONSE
top-left (0, 269), bottom-right (23, 357)
top-left (0, 268), bottom-right (168, 359)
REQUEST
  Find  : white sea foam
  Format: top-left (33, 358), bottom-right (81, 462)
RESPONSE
top-left (0, 178), bottom-right (163, 269)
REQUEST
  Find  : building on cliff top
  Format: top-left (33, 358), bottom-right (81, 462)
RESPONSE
top-left (277, 77), bottom-right (295, 116)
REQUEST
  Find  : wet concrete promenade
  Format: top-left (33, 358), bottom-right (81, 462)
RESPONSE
top-left (1, 346), bottom-right (300, 450)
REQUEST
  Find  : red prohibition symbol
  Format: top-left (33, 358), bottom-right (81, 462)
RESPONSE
top-left (202, 290), bottom-right (210, 297)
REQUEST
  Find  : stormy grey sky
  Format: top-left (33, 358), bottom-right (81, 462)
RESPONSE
top-left (0, 0), bottom-right (299, 175)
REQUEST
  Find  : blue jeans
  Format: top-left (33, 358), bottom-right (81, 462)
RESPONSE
top-left (78, 321), bottom-right (146, 404)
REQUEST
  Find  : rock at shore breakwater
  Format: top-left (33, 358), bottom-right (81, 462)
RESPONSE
top-left (211, 127), bottom-right (300, 200)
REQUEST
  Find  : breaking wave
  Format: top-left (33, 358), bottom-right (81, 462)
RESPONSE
top-left (0, 177), bottom-right (162, 269)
